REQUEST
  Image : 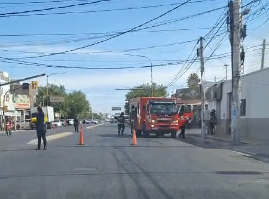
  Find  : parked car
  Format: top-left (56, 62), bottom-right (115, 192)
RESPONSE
top-left (85, 119), bottom-right (98, 124)
top-left (51, 120), bottom-right (63, 127)
top-left (67, 119), bottom-right (74, 126)
top-left (92, 120), bottom-right (98, 124)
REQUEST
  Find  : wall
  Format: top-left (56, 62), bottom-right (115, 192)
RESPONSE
top-left (239, 68), bottom-right (269, 142)
top-left (208, 68), bottom-right (269, 142)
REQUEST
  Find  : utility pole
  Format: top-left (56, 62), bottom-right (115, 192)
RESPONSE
top-left (224, 64), bottom-right (228, 81)
top-left (151, 62), bottom-right (153, 97)
top-left (229, 0), bottom-right (243, 145)
top-left (198, 36), bottom-right (206, 140)
top-left (261, 39), bottom-right (266, 70)
top-left (46, 75), bottom-right (49, 106)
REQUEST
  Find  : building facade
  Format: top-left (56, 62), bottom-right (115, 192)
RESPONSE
top-left (207, 67), bottom-right (269, 142)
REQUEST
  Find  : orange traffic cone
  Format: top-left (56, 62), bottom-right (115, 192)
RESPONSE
top-left (78, 125), bottom-right (84, 145)
top-left (131, 129), bottom-right (137, 146)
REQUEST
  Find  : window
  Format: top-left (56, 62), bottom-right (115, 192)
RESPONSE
top-left (240, 99), bottom-right (246, 116)
top-left (150, 103), bottom-right (177, 115)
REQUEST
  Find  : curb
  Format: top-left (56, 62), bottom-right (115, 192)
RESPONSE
top-left (206, 135), bottom-right (250, 145)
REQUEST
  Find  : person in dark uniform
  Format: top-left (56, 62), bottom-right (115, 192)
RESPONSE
top-left (36, 106), bottom-right (47, 150)
top-left (209, 109), bottom-right (217, 134)
top-left (74, 115), bottom-right (79, 132)
top-left (117, 112), bottom-right (125, 135)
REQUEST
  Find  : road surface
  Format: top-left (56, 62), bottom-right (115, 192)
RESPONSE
top-left (0, 124), bottom-right (268, 199)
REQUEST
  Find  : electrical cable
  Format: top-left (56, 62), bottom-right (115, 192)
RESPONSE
top-left (0, 2), bottom-right (209, 17)
top-left (0, 0), bottom-right (114, 16)
top-left (17, 0), bottom-right (192, 59)
top-left (166, 10), bottom-right (227, 87)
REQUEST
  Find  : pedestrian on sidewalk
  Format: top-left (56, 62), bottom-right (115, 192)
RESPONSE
top-left (74, 115), bottom-right (79, 132)
top-left (36, 106), bottom-right (47, 150)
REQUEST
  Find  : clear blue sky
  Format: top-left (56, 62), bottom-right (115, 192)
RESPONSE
top-left (0, 0), bottom-right (268, 112)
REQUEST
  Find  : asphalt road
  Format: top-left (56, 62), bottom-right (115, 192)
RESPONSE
top-left (0, 123), bottom-right (268, 199)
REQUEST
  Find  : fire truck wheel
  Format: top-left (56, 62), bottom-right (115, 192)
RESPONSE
top-left (143, 131), bottom-right (150, 138)
top-left (136, 130), bottom-right (142, 137)
top-left (171, 131), bottom-right (177, 138)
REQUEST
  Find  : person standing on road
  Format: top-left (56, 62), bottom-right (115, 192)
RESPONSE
top-left (36, 106), bottom-right (47, 150)
top-left (74, 115), bottom-right (79, 132)
top-left (117, 112), bottom-right (125, 135)
top-left (179, 120), bottom-right (186, 139)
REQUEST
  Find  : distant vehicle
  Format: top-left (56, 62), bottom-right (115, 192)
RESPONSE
top-left (86, 119), bottom-right (98, 124)
top-left (67, 119), bottom-right (74, 125)
top-left (105, 119), bottom-right (110, 123)
top-left (92, 120), bottom-right (98, 124)
top-left (51, 120), bottom-right (63, 127)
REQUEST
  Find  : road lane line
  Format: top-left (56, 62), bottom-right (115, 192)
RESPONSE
top-left (230, 150), bottom-right (252, 157)
top-left (86, 123), bottom-right (104, 129)
top-left (27, 132), bottom-right (73, 145)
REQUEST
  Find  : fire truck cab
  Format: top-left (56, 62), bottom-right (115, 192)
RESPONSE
top-left (129, 97), bottom-right (179, 138)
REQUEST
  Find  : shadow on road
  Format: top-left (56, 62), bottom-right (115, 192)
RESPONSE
top-left (0, 148), bottom-right (37, 153)
top-left (98, 134), bottom-right (132, 138)
top-left (173, 135), bottom-right (235, 150)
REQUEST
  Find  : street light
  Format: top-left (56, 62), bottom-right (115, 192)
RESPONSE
top-left (124, 53), bottom-right (153, 96)
top-left (46, 72), bottom-right (66, 106)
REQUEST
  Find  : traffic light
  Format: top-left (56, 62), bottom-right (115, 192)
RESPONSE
top-left (31, 81), bottom-right (38, 90)
top-left (3, 106), bottom-right (8, 112)
top-left (22, 83), bottom-right (29, 90)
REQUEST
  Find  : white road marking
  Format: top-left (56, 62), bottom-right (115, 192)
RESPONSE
top-left (230, 150), bottom-right (252, 157)
top-left (27, 132), bottom-right (73, 145)
top-left (86, 123), bottom-right (104, 129)
top-left (73, 168), bottom-right (97, 171)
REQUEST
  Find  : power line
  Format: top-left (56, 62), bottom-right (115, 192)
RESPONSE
top-left (0, 26), bottom-right (224, 37)
top-left (0, 0), bottom-right (113, 17)
top-left (18, 0), bottom-right (192, 59)
top-left (0, 0), bottom-right (87, 5)
top-left (0, 45), bottom-right (264, 70)
top-left (0, 2), bottom-right (208, 17)
top-left (166, 8), bottom-right (228, 87)
top-left (0, 5), bottom-right (228, 50)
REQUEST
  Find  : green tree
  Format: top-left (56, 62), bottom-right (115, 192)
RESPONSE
top-left (124, 83), bottom-right (168, 113)
top-left (92, 113), bottom-right (102, 120)
top-left (62, 91), bottom-right (91, 119)
top-left (36, 84), bottom-right (66, 113)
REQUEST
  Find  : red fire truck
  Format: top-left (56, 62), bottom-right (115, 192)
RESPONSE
top-left (129, 97), bottom-right (179, 138)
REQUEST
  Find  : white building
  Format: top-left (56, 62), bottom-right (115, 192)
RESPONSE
top-left (0, 72), bottom-right (26, 124)
top-left (207, 67), bottom-right (269, 143)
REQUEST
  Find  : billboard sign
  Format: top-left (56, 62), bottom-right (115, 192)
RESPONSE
top-left (13, 94), bottom-right (30, 109)
top-left (112, 107), bottom-right (121, 111)
top-left (50, 96), bottom-right (64, 103)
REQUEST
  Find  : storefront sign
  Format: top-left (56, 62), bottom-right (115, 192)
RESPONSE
top-left (14, 94), bottom-right (30, 109)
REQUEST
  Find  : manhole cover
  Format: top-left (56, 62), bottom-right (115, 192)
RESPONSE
top-left (216, 171), bottom-right (263, 175)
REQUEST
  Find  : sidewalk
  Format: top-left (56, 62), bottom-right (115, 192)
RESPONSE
top-left (185, 128), bottom-right (269, 163)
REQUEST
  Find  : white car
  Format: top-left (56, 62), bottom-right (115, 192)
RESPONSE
top-left (68, 119), bottom-right (74, 125)
top-left (92, 120), bottom-right (98, 124)
top-left (51, 120), bottom-right (62, 127)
